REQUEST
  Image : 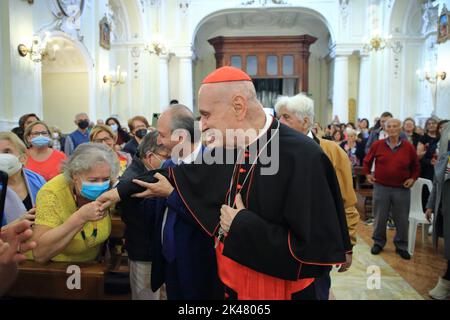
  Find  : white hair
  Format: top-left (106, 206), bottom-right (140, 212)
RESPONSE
top-left (75, 112), bottom-right (89, 120)
top-left (346, 128), bottom-right (357, 136)
top-left (63, 143), bottom-right (120, 183)
top-left (385, 118), bottom-right (401, 127)
top-left (274, 94), bottom-right (315, 130)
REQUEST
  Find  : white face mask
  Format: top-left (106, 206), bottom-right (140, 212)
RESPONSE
top-left (0, 153), bottom-right (23, 177)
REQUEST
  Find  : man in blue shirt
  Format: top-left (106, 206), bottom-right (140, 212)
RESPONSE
top-left (64, 113), bottom-right (90, 156)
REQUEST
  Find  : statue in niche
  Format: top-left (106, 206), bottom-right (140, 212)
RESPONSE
top-left (57, 0), bottom-right (84, 18)
top-left (49, 0), bottom-right (85, 40)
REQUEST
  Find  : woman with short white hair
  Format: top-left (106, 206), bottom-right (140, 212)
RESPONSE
top-left (340, 128), bottom-right (366, 172)
top-left (32, 143), bottom-right (120, 263)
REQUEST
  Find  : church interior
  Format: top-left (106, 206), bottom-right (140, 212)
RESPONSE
top-left (1, 0), bottom-right (450, 302)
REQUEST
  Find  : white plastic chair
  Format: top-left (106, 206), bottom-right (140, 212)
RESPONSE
top-left (407, 178), bottom-right (433, 256)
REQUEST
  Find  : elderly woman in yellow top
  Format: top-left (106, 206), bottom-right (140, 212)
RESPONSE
top-left (32, 143), bottom-right (120, 263)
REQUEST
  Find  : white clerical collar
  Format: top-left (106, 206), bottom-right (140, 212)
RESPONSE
top-left (177, 143), bottom-right (202, 165)
top-left (307, 131), bottom-right (314, 139)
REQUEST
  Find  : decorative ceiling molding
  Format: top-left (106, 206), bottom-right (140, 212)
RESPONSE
top-left (48, 0), bottom-right (86, 41)
top-left (387, 0), bottom-right (395, 9)
top-left (139, 0), bottom-right (160, 13)
top-left (108, 0), bottom-right (127, 42)
top-left (225, 11), bottom-right (300, 29)
top-left (279, 11), bottom-right (297, 28)
top-left (226, 14), bottom-right (243, 29)
top-left (240, 0), bottom-right (290, 7)
top-left (421, 0), bottom-right (439, 36)
top-left (339, 0), bottom-right (350, 29)
top-left (177, 1), bottom-right (191, 15)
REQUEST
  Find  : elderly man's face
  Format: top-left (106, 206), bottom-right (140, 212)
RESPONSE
top-left (144, 148), bottom-right (170, 170)
top-left (386, 120), bottom-right (402, 138)
top-left (277, 107), bottom-right (307, 134)
top-left (156, 113), bottom-right (181, 152)
top-left (198, 84), bottom-right (240, 148)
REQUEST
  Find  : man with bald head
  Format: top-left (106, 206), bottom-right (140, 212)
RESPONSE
top-left (363, 118), bottom-right (420, 260)
top-left (176, 67), bottom-right (350, 300)
top-left (99, 67), bottom-right (351, 300)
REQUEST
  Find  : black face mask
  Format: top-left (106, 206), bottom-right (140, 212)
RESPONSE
top-left (78, 120), bottom-right (90, 130)
top-left (135, 129), bottom-right (148, 139)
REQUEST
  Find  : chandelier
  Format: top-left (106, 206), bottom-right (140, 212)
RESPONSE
top-left (363, 34), bottom-right (402, 54)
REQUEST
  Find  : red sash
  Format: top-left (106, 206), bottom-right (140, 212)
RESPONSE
top-left (216, 241), bottom-right (315, 300)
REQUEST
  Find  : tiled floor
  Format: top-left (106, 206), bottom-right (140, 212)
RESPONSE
top-left (331, 223), bottom-right (448, 300)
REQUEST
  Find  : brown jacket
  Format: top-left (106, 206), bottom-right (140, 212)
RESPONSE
top-left (319, 138), bottom-right (360, 246)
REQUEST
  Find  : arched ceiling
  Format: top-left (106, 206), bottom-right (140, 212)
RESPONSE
top-left (194, 9), bottom-right (331, 60)
top-left (390, 0), bottom-right (424, 36)
top-left (42, 37), bottom-right (89, 73)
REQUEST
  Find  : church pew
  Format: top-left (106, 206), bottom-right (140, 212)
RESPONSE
top-left (353, 166), bottom-right (373, 221)
top-left (6, 214), bottom-right (129, 300)
top-left (110, 214), bottom-right (125, 239)
top-left (6, 260), bottom-right (108, 299)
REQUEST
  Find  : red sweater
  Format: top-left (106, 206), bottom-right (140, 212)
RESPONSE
top-left (363, 139), bottom-right (420, 188)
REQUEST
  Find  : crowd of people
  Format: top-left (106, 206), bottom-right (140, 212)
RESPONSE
top-left (0, 66), bottom-right (449, 300)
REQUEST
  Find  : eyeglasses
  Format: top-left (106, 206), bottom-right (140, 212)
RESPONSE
top-left (93, 136), bottom-right (113, 143)
top-left (156, 153), bottom-right (170, 160)
top-left (30, 131), bottom-right (50, 137)
top-left (147, 152), bottom-right (169, 161)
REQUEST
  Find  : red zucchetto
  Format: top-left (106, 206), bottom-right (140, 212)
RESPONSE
top-left (202, 66), bottom-right (252, 84)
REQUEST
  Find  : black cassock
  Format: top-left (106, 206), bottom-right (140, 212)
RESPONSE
top-left (118, 118), bottom-right (352, 299)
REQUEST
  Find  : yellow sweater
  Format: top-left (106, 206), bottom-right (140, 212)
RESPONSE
top-left (32, 174), bottom-right (111, 262)
top-left (319, 139), bottom-right (359, 246)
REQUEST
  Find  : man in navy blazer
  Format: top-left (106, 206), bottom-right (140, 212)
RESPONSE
top-left (134, 105), bottom-right (221, 300)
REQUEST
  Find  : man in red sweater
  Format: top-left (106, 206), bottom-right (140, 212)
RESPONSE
top-left (363, 118), bottom-right (420, 260)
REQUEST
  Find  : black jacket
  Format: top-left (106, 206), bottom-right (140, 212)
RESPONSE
top-left (118, 155), bottom-right (156, 261)
top-left (122, 138), bottom-right (139, 157)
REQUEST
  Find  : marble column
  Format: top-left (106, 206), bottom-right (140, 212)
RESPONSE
top-left (332, 55), bottom-right (349, 123)
top-left (358, 54), bottom-right (371, 120)
top-left (159, 54), bottom-right (170, 111)
top-left (178, 52), bottom-right (194, 111)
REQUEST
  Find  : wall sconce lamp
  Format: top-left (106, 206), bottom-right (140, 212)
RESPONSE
top-left (144, 35), bottom-right (168, 56)
top-left (104, 65), bottom-right (127, 116)
top-left (416, 65), bottom-right (447, 116)
top-left (416, 68), bottom-right (447, 84)
top-left (103, 65), bottom-right (127, 86)
top-left (18, 35), bottom-right (59, 63)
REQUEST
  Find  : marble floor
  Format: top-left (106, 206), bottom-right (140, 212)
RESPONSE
top-left (331, 223), bottom-right (449, 300)
top-left (330, 235), bottom-right (424, 300)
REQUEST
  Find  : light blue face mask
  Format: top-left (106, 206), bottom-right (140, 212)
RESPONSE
top-left (31, 135), bottom-right (51, 148)
top-left (80, 180), bottom-right (110, 200)
top-left (110, 124), bottom-right (118, 132)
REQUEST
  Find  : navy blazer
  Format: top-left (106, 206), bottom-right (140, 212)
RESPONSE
top-left (150, 158), bottom-right (221, 299)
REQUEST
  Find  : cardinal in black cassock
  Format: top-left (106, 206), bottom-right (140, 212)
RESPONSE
top-left (115, 67), bottom-right (352, 300)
